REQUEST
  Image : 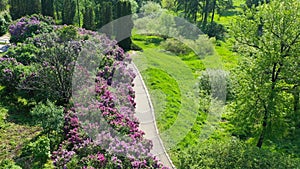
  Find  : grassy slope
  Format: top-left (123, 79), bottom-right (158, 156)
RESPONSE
top-left (131, 1), bottom-right (245, 165)
top-left (131, 34), bottom-right (234, 165)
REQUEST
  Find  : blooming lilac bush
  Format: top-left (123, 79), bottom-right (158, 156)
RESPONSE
top-left (9, 14), bottom-right (54, 44)
top-left (1, 15), bottom-right (169, 168)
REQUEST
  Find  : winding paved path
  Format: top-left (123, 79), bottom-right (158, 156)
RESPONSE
top-left (128, 63), bottom-right (175, 169)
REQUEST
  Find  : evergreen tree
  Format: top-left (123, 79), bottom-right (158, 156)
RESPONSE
top-left (26, 0), bottom-right (41, 16)
top-left (54, 0), bottom-right (64, 20)
top-left (82, 5), bottom-right (95, 30)
top-left (0, 0), bottom-right (7, 11)
top-left (42, 0), bottom-right (54, 17)
top-left (115, 1), bottom-right (133, 51)
top-left (62, 0), bottom-right (76, 24)
top-left (10, 0), bottom-right (41, 19)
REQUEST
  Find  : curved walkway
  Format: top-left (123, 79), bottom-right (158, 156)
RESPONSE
top-left (128, 63), bottom-right (175, 169)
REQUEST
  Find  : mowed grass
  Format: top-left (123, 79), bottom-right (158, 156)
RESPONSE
top-left (0, 86), bottom-right (42, 164)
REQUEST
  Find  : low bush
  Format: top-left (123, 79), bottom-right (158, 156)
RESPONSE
top-left (0, 159), bottom-right (22, 169)
top-left (161, 38), bottom-right (192, 55)
top-left (202, 22), bottom-right (226, 40)
top-left (30, 100), bottom-right (64, 133)
top-left (177, 139), bottom-right (300, 169)
top-left (0, 11), bottom-right (11, 36)
top-left (19, 136), bottom-right (51, 168)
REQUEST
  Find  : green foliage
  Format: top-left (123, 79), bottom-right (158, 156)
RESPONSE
top-left (202, 21), bottom-right (226, 40)
top-left (115, 1), bottom-right (133, 51)
top-left (246, 0), bottom-right (270, 8)
top-left (5, 43), bottom-right (39, 65)
top-left (177, 139), bottom-right (300, 169)
top-left (0, 0), bottom-right (8, 11)
top-left (0, 159), bottom-right (22, 169)
top-left (0, 11), bottom-right (11, 36)
top-left (56, 25), bottom-right (78, 41)
top-left (20, 136), bottom-right (51, 168)
top-left (82, 5), bottom-right (95, 30)
top-left (184, 35), bottom-right (215, 56)
top-left (140, 1), bottom-right (162, 14)
top-left (162, 0), bottom-right (176, 11)
top-left (62, 0), bottom-right (76, 24)
top-left (9, 0), bottom-right (41, 20)
top-left (230, 0), bottom-right (300, 147)
top-left (0, 58), bottom-right (35, 94)
top-left (30, 100), bottom-right (64, 133)
top-left (41, 0), bottom-right (55, 17)
top-left (161, 38), bottom-right (191, 55)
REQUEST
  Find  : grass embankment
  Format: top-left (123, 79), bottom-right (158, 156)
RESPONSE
top-left (131, 34), bottom-right (238, 165)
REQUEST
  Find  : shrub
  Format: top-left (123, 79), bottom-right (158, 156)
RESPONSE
top-left (161, 38), bottom-right (192, 55)
top-left (5, 43), bottom-right (39, 65)
top-left (0, 11), bottom-right (11, 36)
top-left (0, 57), bottom-right (35, 93)
top-left (30, 100), bottom-right (64, 133)
top-left (177, 139), bottom-right (300, 169)
top-left (202, 22), bottom-right (226, 40)
top-left (0, 159), bottom-right (22, 169)
top-left (20, 136), bottom-right (51, 167)
top-left (9, 14), bottom-right (53, 44)
top-left (185, 35), bottom-right (215, 56)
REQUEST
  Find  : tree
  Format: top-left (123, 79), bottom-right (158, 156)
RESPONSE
top-left (246, 0), bottom-right (270, 8)
top-left (54, 0), bottom-right (64, 20)
top-left (82, 5), bottom-right (95, 30)
top-left (9, 0), bottom-right (41, 20)
top-left (231, 0), bottom-right (300, 148)
top-left (0, 0), bottom-right (8, 11)
top-left (115, 0), bottom-right (133, 51)
top-left (26, 0), bottom-right (42, 15)
top-left (42, 0), bottom-right (54, 17)
top-left (62, 0), bottom-right (76, 24)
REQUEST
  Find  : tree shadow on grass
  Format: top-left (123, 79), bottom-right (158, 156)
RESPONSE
top-left (219, 10), bottom-right (241, 17)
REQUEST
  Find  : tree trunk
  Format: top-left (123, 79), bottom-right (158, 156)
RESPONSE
top-left (202, 0), bottom-right (210, 28)
top-left (256, 111), bottom-right (268, 148)
top-left (293, 86), bottom-right (300, 127)
top-left (211, 0), bottom-right (216, 23)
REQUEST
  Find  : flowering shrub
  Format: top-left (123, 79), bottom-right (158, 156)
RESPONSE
top-left (9, 14), bottom-right (54, 44)
top-left (1, 16), bottom-right (169, 168)
top-left (0, 57), bottom-right (34, 93)
top-left (52, 29), bottom-right (168, 168)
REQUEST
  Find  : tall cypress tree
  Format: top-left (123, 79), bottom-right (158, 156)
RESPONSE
top-left (10, 0), bottom-right (41, 19)
top-left (83, 5), bottom-right (95, 30)
top-left (0, 0), bottom-right (7, 11)
top-left (62, 0), bottom-right (76, 24)
top-left (42, 0), bottom-right (54, 17)
top-left (26, 0), bottom-right (41, 16)
top-left (115, 1), bottom-right (133, 51)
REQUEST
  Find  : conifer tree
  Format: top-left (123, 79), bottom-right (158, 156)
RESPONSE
top-left (62, 0), bottom-right (76, 24)
top-left (115, 1), bottom-right (133, 51)
top-left (83, 5), bottom-right (95, 30)
top-left (42, 0), bottom-right (54, 17)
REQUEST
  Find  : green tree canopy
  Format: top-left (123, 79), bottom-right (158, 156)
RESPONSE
top-left (230, 0), bottom-right (300, 148)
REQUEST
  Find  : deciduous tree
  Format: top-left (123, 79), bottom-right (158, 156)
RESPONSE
top-left (231, 0), bottom-right (300, 148)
